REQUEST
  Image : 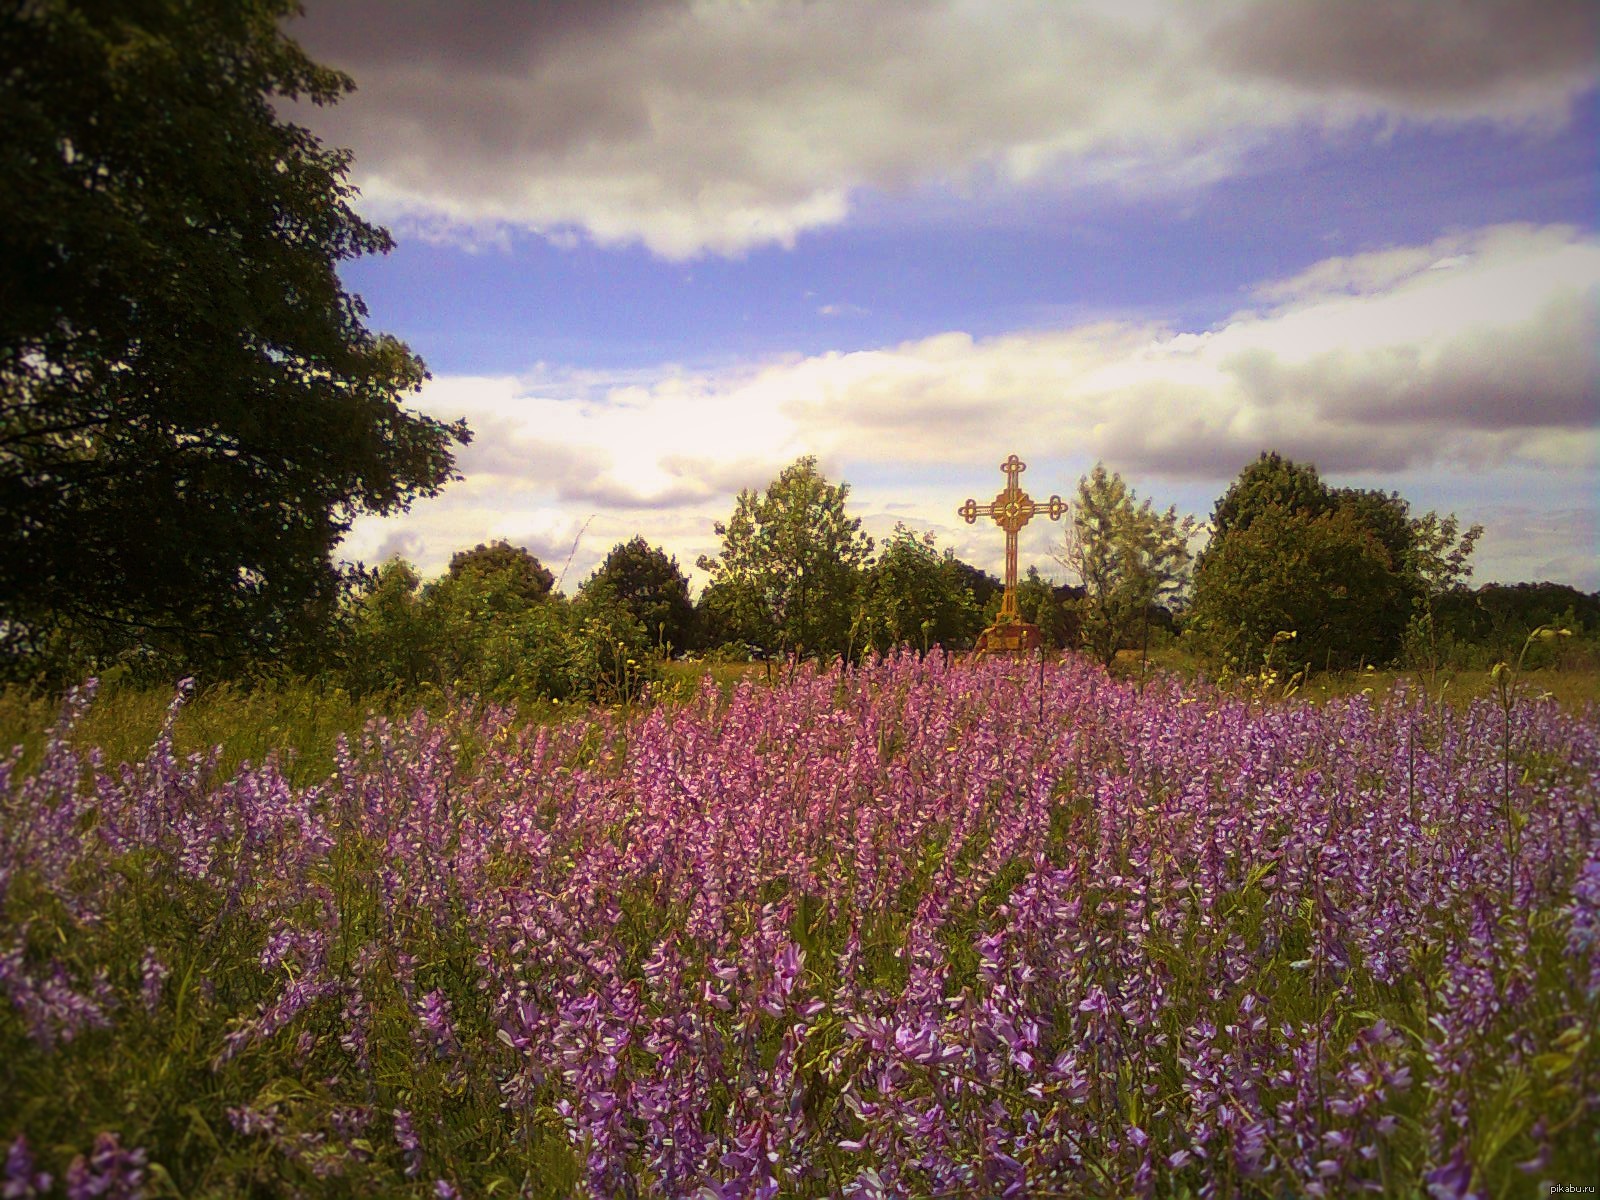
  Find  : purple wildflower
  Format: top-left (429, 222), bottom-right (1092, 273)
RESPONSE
top-left (138, 951), bottom-right (168, 1016)
top-left (3, 1136), bottom-right (52, 1199)
top-left (1423, 1145), bottom-right (1481, 1200)
top-left (62, 1133), bottom-right (145, 1200)
top-left (0, 943), bottom-right (114, 1051)
top-left (1566, 851), bottom-right (1600, 998)
top-left (393, 1109), bottom-right (423, 1178)
top-left (415, 988), bottom-right (459, 1055)
top-left (227, 1105), bottom-right (280, 1138)
top-left (1, 655), bottom-right (1595, 1196)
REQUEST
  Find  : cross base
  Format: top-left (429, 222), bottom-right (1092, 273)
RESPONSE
top-left (971, 620), bottom-right (1042, 661)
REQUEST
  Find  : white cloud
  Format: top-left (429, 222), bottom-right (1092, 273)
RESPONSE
top-left (1472, 505), bottom-right (1598, 590)
top-left (344, 224), bottom-right (1598, 588)
top-left (292, 0), bottom-right (1596, 258)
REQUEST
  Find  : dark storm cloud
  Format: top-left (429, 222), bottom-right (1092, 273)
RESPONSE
top-left (760, 226), bottom-right (1598, 480)
top-left (290, 0), bottom-right (678, 163)
top-left (285, 2), bottom-right (1597, 257)
top-left (292, 1), bottom-right (678, 74)
top-left (1095, 419), bottom-right (1428, 480)
top-left (1211, 0), bottom-right (1596, 108)
top-left (1222, 307), bottom-right (1598, 437)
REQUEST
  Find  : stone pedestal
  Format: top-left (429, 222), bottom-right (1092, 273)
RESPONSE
top-left (972, 620), bottom-right (1041, 660)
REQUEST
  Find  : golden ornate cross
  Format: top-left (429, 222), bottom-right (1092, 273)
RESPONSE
top-left (959, 454), bottom-right (1066, 619)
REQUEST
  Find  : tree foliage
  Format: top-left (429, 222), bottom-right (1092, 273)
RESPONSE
top-left (1057, 464), bottom-right (1197, 667)
top-left (1327, 488), bottom-right (1417, 656)
top-left (946, 557), bottom-right (1004, 615)
top-left (582, 537), bottom-right (696, 654)
top-left (1401, 510), bottom-right (1485, 671)
top-left (1406, 512), bottom-right (1485, 598)
top-left (343, 551), bottom-right (651, 702)
top-left (339, 559), bottom-right (431, 692)
top-left (0, 0), bottom-right (466, 678)
top-left (691, 579), bottom-right (763, 659)
top-left (1187, 506), bottom-right (1403, 674)
top-left (697, 456), bottom-right (874, 660)
top-left (1424, 580), bottom-right (1594, 669)
top-left (980, 567), bottom-right (1083, 650)
top-left (857, 524), bottom-right (984, 656)
top-left (1205, 451), bottom-right (1331, 551)
top-left (1191, 453), bottom-right (1483, 672)
top-left (447, 541), bottom-right (555, 608)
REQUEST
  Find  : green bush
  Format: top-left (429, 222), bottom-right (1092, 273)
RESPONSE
top-left (337, 555), bottom-right (657, 704)
top-left (1188, 505), bottom-right (1404, 674)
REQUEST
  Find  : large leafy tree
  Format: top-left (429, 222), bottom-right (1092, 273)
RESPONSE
top-left (1057, 464), bottom-right (1197, 667)
top-left (857, 524), bottom-right (983, 656)
top-left (1203, 451), bottom-right (1332, 554)
top-left (447, 541), bottom-right (555, 608)
top-left (1187, 505), bottom-right (1402, 674)
top-left (1325, 486), bottom-right (1418, 656)
top-left (581, 536), bottom-right (696, 654)
top-left (697, 456), bottom-right (874, 660)
top-left (426, 545), bottom-right (557, 687)
top-left (1192, 452), bottom-right (1481, 671)
top-left (0, 0), bottom-right (467, 677)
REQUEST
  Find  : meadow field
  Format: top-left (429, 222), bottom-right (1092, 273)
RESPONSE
top-left (1, 655), bottom-right (1597, 1197)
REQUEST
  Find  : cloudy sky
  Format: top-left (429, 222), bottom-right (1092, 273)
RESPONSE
top-left (290, 0), bottom-right (1599, 592)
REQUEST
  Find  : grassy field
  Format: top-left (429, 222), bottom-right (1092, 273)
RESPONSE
top-left (1110, 647), bottom-right (1599, 711)
top-left (2, 653), bottom-right (1592, 788)
top-left (1, 652), bottom-right (1597, 1195)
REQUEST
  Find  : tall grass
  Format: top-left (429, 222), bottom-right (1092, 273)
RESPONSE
top-left (0, 680), bottom-right (590, 792)
top-left (2, 657), bottom-right (1597, 1196)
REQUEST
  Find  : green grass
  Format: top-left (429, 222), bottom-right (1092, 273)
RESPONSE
top-left (0, 681), bottom-right (494, 789)
top-left (651, 659), bottom-right (767, 703)
top-left (1293, 664), bottom-right (1598, 710)
top-left (1111, 646), bottom-right (1599, 713)
top-left (3, 651), bottom-right (1592, 794)
top-left (0, 664), bottom-right (769, 788)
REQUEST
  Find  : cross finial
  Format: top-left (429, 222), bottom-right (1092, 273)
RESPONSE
top-left (959, 454), bottom-right (1066, 619)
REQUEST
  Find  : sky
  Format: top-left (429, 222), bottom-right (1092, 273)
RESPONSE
top-left (288, 0), bottom-right (1599, 594)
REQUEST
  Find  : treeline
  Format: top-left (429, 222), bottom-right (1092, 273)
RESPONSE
top-left (335, 476), bottom-right (1019, 702)
top-left (1430, 583), bottom-right (1600, 669)
top-left (340, 457), bottom-right (1078, 701)
top-left (5, 451), bottom-right (1595, 698)
top-left (1184, 453), bottom-right (1594, 676)
top-left (337, 450), bottom-right (1597, 699)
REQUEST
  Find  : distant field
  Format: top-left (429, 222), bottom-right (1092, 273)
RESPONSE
top-left (1110, 647), bottom-right (1600, 712)
top-left (2, 654), bottom-right (1596, 1195)
top-left (2, 654), bottom-right (1593, 787)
